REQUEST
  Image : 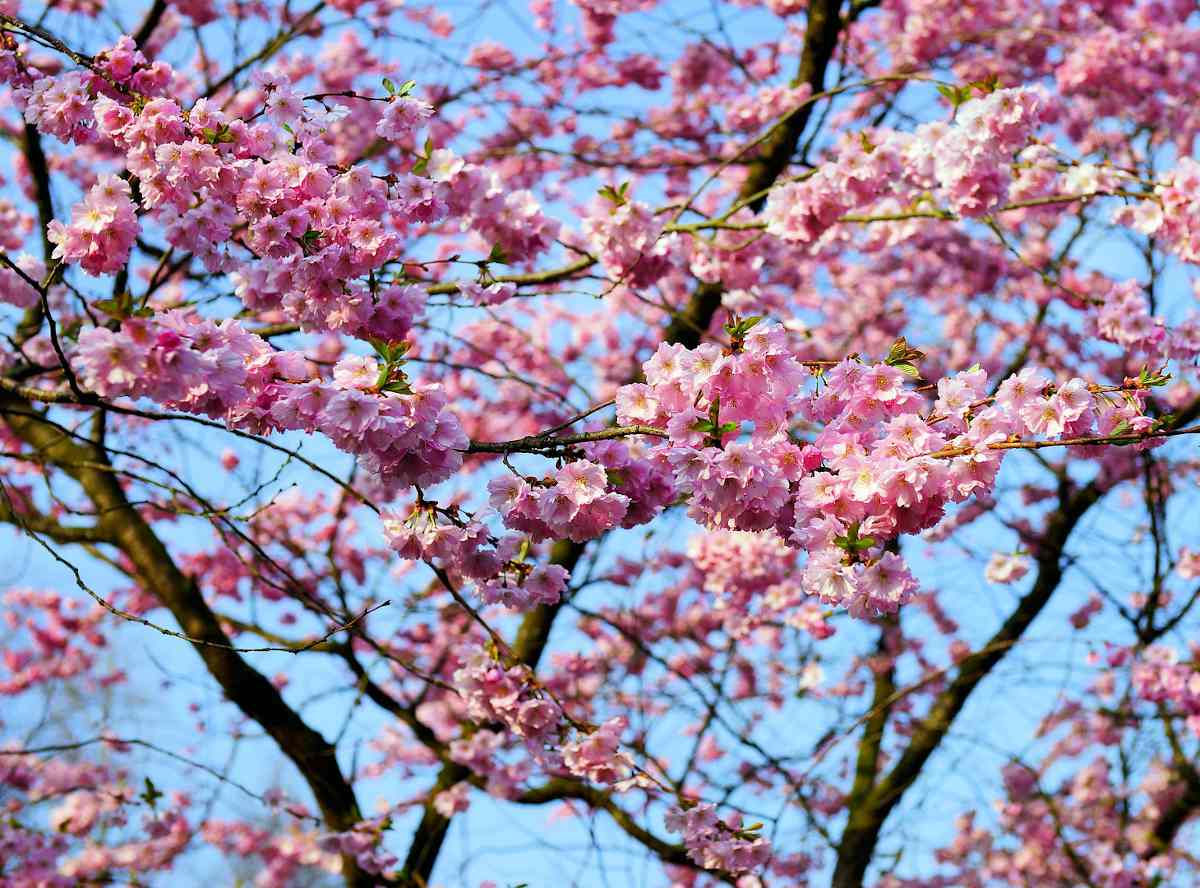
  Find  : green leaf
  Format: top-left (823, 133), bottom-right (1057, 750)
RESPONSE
top-left (598, 183), bottom-right (629, 207)
top-left (299, 228), bottom-right (322, 250)
top-left (885, 336), bottom-right (926, 368)
top-left (895, 362), bottom-right (920, 377)
top-left (833, 522), bottom-right (875, 553)
top-left (199, 123), bottom-right (235, 145)
top-left (1136, 365), bottom-right (1171, 388)
top-left (487, 243), bottom-right (510, 265)
top-left (969, 74), bottom-right (1001, 95)
top-left (368, 338), bottom-right (410, 363)
top-left (604, 467), bottom-right (627, 488)
top-left (140, 777), bottom-right (163, 809)
top-left (936, 83), bottom-right (972, 108)
top-left (382, 77), bottom-right (397, 95)
top-left (94, 291), bottom-right (138, 320)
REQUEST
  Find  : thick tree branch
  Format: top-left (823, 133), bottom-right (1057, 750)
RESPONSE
top-left (132, 0), bottom-right (168, 50)
top-left (1146, 710), bottom-right (1200, 857)
top-left (844, 626), bottom-right (896, 818)
top-left (0, 391), bottom-right (372, 888)
top-left (832, 478), bottom-right (1103, 888)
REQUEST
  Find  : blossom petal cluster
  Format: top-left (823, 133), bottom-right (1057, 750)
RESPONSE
top-left (612, 322), bottom-right (1136, 621)
top-left (487, 459), bottom-right (631, 544)
top-left (763, 87), bottom-right (1049, 244)
top-left (46, 175), bottom-right (138, 276)
top-left (74, 315), bottom-right (466, 489)
top-left (665, 802), bottom-right (772, 874)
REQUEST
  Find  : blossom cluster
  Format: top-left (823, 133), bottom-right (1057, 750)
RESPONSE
top-left (445, 730), bottom-right (531, 799)
top-left (612, 321), bottom-right (1159, 620)
top-left (46, 174), bottom-right (138, 276)
top-left (0, 198), bottom-right (32, 250)
top-left (451, 647), bottom-right (637, 788)
top-left (381, 506), bottom-right (569, 609)
top-left (0, 253), bottom-right (42, 309)
top-left (11, 49), bottom-right (574, 497)
top-left (1131, 646), bottom-right (1200, 738)
top-left (375, 95), bottom-right (434, 142)
top-left (16, 71), bottom-right (96, 144)
top-left (617, 323), bottom-right (807, 531)
top-left (930, 86), bottom-right (1051, 216)
top-left (665, 802), bottom-right (772, 874)
top-left (984, 552), bottom-right (1030, 585)
top-left (452, 647), bottom-right (567, 747)
top-left (201, 819), bottom-right (341, 888)
top-left (74, 315), bottom-right (466, 490)
top-left (1, 587), bottom-right (118, 695)
top-left (725, 83), bottom-right (813, 131)
top-left (685, 529), bottom-right (834, 638)
top-left (581, 193), bottom-right (675, 287)
top-left (763, 86), bottom-right (1049, 244)
top-left (269, 369), bottom-right (467, 491)
top-left (73, 311), bottom-right (293, 417)
top-left (487, 460), bottom-right (630, 544)
top-left (0, 750), bottom-right (192, 882)
top-left (1121, 156), bottom-right (1200, 263)
top-left (316, 818), bottom-right (398, 876)
top-left (560, 715), bottom-right (634, 785)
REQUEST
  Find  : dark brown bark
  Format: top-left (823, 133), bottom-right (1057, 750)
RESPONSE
top-left (132, 0), bottom-right (168, 49)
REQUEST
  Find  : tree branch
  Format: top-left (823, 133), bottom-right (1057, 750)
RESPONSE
top-left (397, 1), bottom-right (854, 881)
top-left (832, 477), bottom-right (1103, 888)
top-left (0, 390), bottom-right (373, 888)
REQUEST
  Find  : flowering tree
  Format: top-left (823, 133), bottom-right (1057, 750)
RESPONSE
top-left (2, 0), bottom-right (1200, 885)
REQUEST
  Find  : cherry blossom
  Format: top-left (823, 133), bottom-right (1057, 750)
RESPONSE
top-left (2, 2), bottom-right (1200, 887)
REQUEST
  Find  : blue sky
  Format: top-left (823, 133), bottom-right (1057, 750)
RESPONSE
top-left (3, 1), bottom-right (1200, 886)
